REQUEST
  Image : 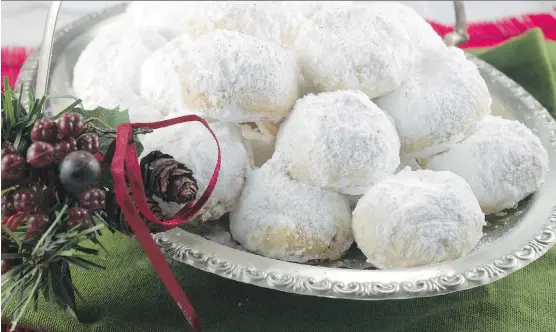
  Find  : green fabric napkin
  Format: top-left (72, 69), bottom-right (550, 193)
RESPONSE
top-left (3, 28), bottom-right (556, 332)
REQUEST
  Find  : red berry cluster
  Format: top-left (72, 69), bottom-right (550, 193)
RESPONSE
top-left (1, 112), bottom-right (104, 238)
top-left (26, 112), bottom-right (99, 168)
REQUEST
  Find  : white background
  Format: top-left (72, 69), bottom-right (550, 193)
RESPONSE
top-left (2, 1), bottom-right (556, 46)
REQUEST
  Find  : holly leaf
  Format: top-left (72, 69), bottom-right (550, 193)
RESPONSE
top-left (65, 106), bottom-right (143, 156)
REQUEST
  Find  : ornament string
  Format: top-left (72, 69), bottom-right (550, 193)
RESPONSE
top-left (111, 115), bottom-right (222, 332)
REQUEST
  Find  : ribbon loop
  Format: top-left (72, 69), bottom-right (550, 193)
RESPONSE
top-left (110, 115), bottom-right (222, 332)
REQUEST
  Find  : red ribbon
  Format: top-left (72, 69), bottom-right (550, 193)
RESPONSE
top-left (111, 115), bottom-right (222, 332)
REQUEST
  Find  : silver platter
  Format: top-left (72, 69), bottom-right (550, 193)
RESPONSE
top-left (17, 3), bottom-right (556, 300)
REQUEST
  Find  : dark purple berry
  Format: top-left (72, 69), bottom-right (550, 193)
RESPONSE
top-left (1, 154), bottom-right (26, 181)
top-left (2, 194), bottom-right (16, 217)
top-left (59, 151), bottom-right (101, 193)
top-left (1, 141), bottom-right (16, 158)
top-left (77, 133), bottom-right (100, 154)
top-left (26, 212), bottom-right (51, 236)
top-left (67, 207), bottom-right (90, 230)
top-left (79, 188), bottom-right (106, 211)
top-left (26, 141), bottom-right (54, 168)
top-left (31, 119), bottom-right (58, 142)
top-left (57, 112), bottom-right (84, 138)
top-left (12, 188), bottom-right (38, 211)
top-left (53, 137), bottom-right (77, 161)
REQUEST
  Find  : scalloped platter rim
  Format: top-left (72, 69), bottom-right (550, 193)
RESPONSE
top-left (15, 3), bottom-right (556, 300)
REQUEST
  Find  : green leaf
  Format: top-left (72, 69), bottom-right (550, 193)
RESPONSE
top-left (72, 106), bottom-right (130, 129)
top-left (3, 77), bottom-right (15, 132)
top-left (72, 245), bottom-right (99, 255)
top-left (1, 253), bottom-right (27, 259)
top-left (65, 256), bottom-right (105, 270)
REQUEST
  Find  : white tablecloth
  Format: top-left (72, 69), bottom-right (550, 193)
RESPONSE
top-left (2, 1), bottom-right (556, 47)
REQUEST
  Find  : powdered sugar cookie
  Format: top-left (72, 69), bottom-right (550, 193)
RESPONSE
top-left (352, 169), bottom-right (485, 269)
top-left (140, 33), bottom-right (193, 116)
top-left (375, 47), bottom-right (491, 158)
top-left (124, 1), bottom-right (199, 38)
top-left (140, 117), bottom-right (250, 222)
top-left (73, 25), bottom-right (167, 122)
top-left (180, 30), bottom-right (299, 123)
top-left (230, 155), bottom-right (353, 262)
top-left (182, 1), bottom-right (345, 47)
top-left (295, 5), bottom-right (415, 98)
top-left (275, 90), bottom-right (400, 195)
top-left (422, 116), bottom-right (550, 214)
top-left (370, 2), bottom-right (446, 53)
top-left (73, 26), bottom-right (167, 97)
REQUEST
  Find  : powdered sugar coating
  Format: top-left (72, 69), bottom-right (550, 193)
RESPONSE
top-left (79, 87), bottom-right (164, 124)
top-left (371, 2), bottom-right (447, 54)
top-left (124, 1), bottom-right (199, 39)
top-left (230, 155), bottom-right (353, 262)
top-left (352, 169), bottom-right (485, 269)
top-left (140, 118), bottom-right (250, 222)
top-left (72, 25), bottom-right (168, 123)
top-left (140, 33), bottom-right (194, 117)
top-left (180, 30), bottom-right (299, 123)
top-left (422, 116), bottom-right (550, 214)
top-left (295, 4), bottom-right (415, 98)
top-left (275, 90), bottom-right (400, 195)
top-left (181, 2), bottom-right (307, 47)
top-left (73, 26), bottom-right (167, 97)
top-left (375, 47), bottom-right (492, 158)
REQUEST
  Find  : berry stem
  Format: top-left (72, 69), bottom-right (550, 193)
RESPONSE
top-left (84, 117), bottom-right (113, 130)
top-left (31, 204), bottom-right (67, 255)
top-left (1, 186), bottom-right (18, 195)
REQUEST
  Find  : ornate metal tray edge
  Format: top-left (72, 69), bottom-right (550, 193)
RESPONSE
top-left (15, 3), bottom-right (556, 300)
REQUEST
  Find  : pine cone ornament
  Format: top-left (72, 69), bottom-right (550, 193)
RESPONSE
top-left (140, 151), bottom-right (198, 204)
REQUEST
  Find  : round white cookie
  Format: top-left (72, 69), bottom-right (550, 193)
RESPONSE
top-left (422, 116), bottom-right (550, 214)
top-left (73, 26), bottom-right (167, 97)
top-left (375, 47), bottom-right (491, 158)
top-left (140, 33), bottom-right (193, 117)
top-left (140, 117), bottom-right (250, 222)
top-left (370, 2), bottom-right (447, 53)
top-left (182, 1), bottom-right (346, 47)
top-left (352, 169), bottom-right (485, 269)
top-left (230, 155), bottom-right (353, 262)
top-left (180, 30), bottom-right (299, 123)
top-left (275, 90), bottom-right (400, 195)
top-left (124, 1), bottom-right (198, 38)
top-left (295, 4), bottom-right (415, 98)
top-left (73, 25), bottom-right (168, 122)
